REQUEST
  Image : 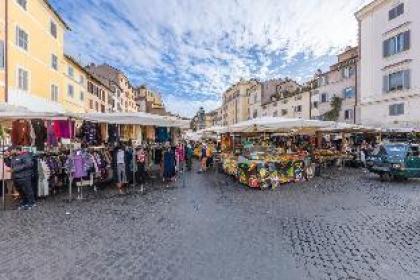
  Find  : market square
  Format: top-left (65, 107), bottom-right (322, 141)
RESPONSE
top-left (1, 0), bottom-right (420, 279)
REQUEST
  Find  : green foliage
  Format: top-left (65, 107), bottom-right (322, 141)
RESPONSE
top-left (322, 96), bottom-right (342, 121)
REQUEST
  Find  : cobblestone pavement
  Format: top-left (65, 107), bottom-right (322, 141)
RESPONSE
top-left (1, 166), bottom-right (420, 280)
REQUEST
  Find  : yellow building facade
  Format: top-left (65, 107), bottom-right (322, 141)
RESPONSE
top-left (63, 54), bottom-right (87, 113)
top-left (0, 2), bottom-right (5, 102)
top-left (4, 0), bottom-right (70, 112)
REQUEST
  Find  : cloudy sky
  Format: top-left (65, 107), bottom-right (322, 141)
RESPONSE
top-left (51, 0), bottom-right (370, 117)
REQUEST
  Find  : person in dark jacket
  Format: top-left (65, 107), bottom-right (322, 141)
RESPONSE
top-left (185, 143), bottom-right (193, 171)
top-left (9, 147), bottom-right (35, 210)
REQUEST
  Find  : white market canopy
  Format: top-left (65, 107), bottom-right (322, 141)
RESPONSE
top-left (226, 117), bottom-right (333, 133)
top-left (71, 112), bottom-right (189, 128)
top-left (318, 122), bottom-right (378, 133)
top-left (0, 104), bottom-right (189, 128)
top-left (0, 104), bottom-right (69, 120)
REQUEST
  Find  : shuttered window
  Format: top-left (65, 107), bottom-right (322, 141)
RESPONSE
top-left (0, 40), bottom-right (4, 69)
top-left (383, 70), bottom-right (410, 93)
top-left (383, 31), bottom-right (410, 57)
top-left (16, 26), bottom-right (29, 50)
top-left (389, 3), bottom-right (404, 20)
top-left (18, 68), bottom-right (29, 91)
top-left (344, 109), bottom-right (354, 120)
top-left (389, 103), bottom-right (404, 116)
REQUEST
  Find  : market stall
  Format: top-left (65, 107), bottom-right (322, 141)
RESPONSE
top-left (0, 108), bottom-right (189, 210)
top-left (218, 117), bottom-right (333, 189)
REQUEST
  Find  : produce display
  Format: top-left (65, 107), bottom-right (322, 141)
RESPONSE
top-left (221, 152), bottom-right (307, 190)
top-left (314, 149), bottom-right (353, 163)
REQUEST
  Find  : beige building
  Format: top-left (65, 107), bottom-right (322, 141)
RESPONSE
top-left (135, 85), bottom-right (166, 115)
top-left (86, 64), bottom-right (138, 112)
top-left (356, 0), bottom-right (419, 128)
top-left (221, 79), bottom-right (259, 126)
top-left (85, 71), bottom-right (113, 113)
top-left (310, 47), bottom-right (358, 123)
top-left (259, 78), bottom-right (302, 118)
top-left (63, 55), bottom-right (87, 113)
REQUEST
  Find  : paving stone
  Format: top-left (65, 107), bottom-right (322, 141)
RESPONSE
top-left (0, 166), bottom-right (420, 279)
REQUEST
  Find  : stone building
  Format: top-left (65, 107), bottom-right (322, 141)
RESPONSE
top-left (356, 0), bottom-right (419, 128)
top-left (134, 85), bottom-right (166, 115)
top-left (221, 79), bottom-right (259, 126)
top-left (310, 47), bottom-right (358, 123)
top-left (85, 64), bottom-right (138, 112)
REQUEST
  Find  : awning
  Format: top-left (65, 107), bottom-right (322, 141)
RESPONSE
top-left (227, 117), bottom-right (332, 133)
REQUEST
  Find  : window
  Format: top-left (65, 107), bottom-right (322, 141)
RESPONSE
top-left (321, 93), bottom-right (328, 103)
top-left (383, 31), bottom-right (410, 57)
top-left (67, 84), bottom-right (74, 97)
top-left (389, 3), bottom-right (404, 20)
top-left (51, 84), bottom-right (59, 102)
top-left (273, 111), bottom-right (278, 117)
top-left (253, 110), bottom-right (258, 119)
top-left (295, 105), bottom-right (302, 113)
top-left (68, 66), bottom-right (74, 78)
top-left (281, 109), bottom-right (288, 116)
top-left (16, 0), bottom-right (27, 10)
top-left (16, 26), bottom-right (28, 50)
top-left (17, 68), bottom-right (29, 91)
top-left (80, 75), bottom-right (85, 85)
top-left (389, 103), bottom-right (404, 116)
top-left (313, 101), bottom-right (319, 109)
top-left (384, 70), bottom-right (410, 92)
top-left (342, 66), bottom-right (355, 79)
top-left (344, 87), bottom-right (354, 99)
top-left (318, 76), bottom-right (328, 87)
top-left (0, 40), bottom-right (4, 69)
top-left (51, 54), bottom-right (58, 70)
top-left (89, 100), bottom-right (93, 109)
top-left (50, 21), bottom-right (57, 38)
top-left (344, 109), bottom-right (354, 120)
top-left (95, 101), bottom-right (99, 112)
top-left (80, 91), bottom-right (84, 101)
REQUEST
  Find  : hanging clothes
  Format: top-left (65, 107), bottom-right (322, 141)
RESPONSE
top-left (66, 150), bottom-right (94, 179)
top-left (108, 124), bottom-right (120, 144)
top-left (146, 126), bottom-right (155, 142)
top-left (100, 124), bottom-right (108, 143)
top-left (47, 121), bottom-right (58, 147)
top-left (31, 119), bottom-right (47, 151)
top-left (80, 122), bottom-right (100, 146)
top-left (37, 159), bottom-right (51, 197)
top-left (155, 127), bottom-right (169, 143)
top-left (0, 157), bottom-right (12, 180)
top-left (11, 120), bottom-right (31, 146)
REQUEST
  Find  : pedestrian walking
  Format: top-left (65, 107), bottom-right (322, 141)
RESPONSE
top-left (200, 144), bottom-right (208, 173)
top-left (186, 143), bottom-right (193, 171)
top-left (116, 145), bottom-right (127, 193)
top-left (136, 147), bottom-right (147, 190)
top-left (9, 147), bottom-right (35, 210)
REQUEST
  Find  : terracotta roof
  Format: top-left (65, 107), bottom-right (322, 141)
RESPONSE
top-left (43, 0), bottom-right (71, 31)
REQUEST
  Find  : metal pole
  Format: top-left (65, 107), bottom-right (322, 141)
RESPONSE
top-left (68, 119), bottom-right (73, 201)
top-left (2, 137), bottom-right (5, 210)
top-left (132, 137), bottom-right (136, 189)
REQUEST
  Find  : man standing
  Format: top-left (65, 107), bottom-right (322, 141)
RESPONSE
top-left (10, 147), bottom-right (35, 210)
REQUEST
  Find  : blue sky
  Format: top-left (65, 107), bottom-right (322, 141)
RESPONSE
top-left (50, 0), bottom-right (369, 117)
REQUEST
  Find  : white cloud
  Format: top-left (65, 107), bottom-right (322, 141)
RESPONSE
top-left (60, 0), bottom-right (371, 117)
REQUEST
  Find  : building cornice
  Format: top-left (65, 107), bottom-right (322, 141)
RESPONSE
top-left (355, 0), bottom-right (387, 20)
